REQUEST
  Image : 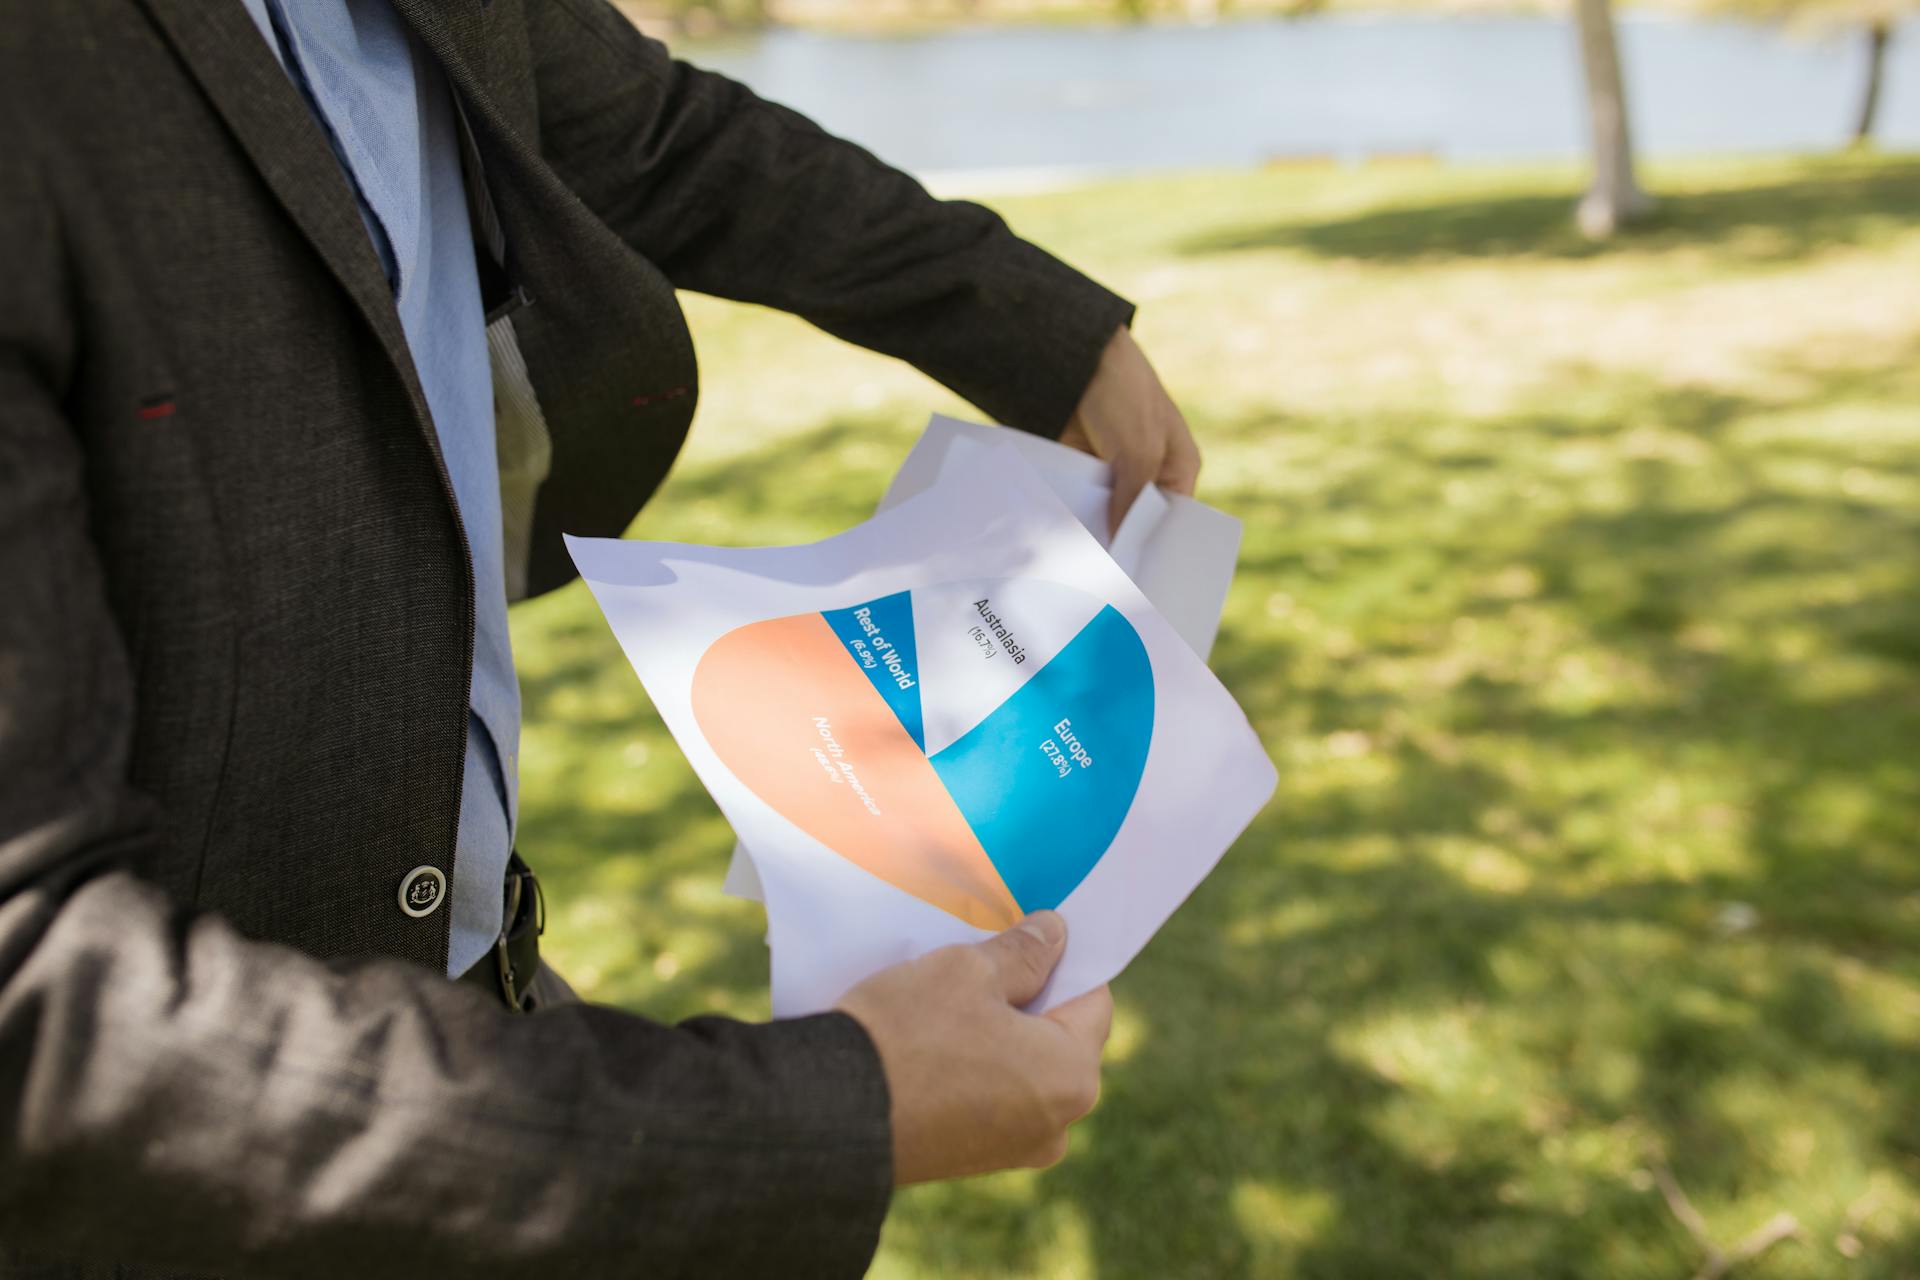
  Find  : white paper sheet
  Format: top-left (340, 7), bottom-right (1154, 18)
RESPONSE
top-left (568, 438), bottom-right (1275, 1014)
top-left (875, 416), bottom-right (1242, 663)
top-left (724, 413), bottom-right (1246, 906)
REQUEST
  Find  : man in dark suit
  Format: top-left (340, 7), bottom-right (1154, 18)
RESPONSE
top-left (0, 0), bottom-right (1201, 1275)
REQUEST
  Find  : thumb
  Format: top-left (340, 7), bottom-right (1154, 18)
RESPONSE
top-left (977, 911), bottom-right (1068, 1006)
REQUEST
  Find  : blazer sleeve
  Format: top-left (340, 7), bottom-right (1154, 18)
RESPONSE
top-left (524, 0), bottom-right (1136, 437)
top-left (0, 155), bottom-right (891, 1280)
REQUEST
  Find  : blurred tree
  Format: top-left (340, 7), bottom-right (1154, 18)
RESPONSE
top-left (1851, 18), bottom-right (1892, 144)
top-left (1675, 0), bottom-right (1907, 147)
top-left (1574, 0), bottom-right (1655, 237)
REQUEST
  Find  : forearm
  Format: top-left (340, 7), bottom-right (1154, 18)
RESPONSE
top-left (528, 0), bottom-right (1133, 435)
top-left (0, 852), bottom-right (892, 1279)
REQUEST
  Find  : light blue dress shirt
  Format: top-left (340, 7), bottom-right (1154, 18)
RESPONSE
top-left (241, 0), bottom-right (520, 976)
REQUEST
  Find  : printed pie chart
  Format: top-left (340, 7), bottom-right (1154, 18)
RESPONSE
top-left (690, 582), bottom-right (1154, 930)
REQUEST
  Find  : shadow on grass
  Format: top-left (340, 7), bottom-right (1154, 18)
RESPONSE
top-left (515, 357), bottom-right (1920, 1276)
top-left (1074, 349), bottom-right (1916, 1278)
top-left (1179, 159), bottom-right (1920, 263)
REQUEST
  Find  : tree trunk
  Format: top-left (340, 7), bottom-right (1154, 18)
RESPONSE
top-left (1574, 0), bottom-right (1654, 239)
top-left (1852, 21), bottom-right (1892, 147)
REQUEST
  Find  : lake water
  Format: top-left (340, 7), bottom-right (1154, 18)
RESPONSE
top-left (680, 15), bottom-right (1920, 183)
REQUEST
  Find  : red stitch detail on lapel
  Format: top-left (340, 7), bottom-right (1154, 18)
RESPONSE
top-left (631, 386), bottom-right (689, 409)
top-left (136, 400), bottom-right (177, 421)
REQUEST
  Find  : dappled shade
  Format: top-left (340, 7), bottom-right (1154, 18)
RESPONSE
top-left (512, 156), bottom-right (1920, 1278)
top-left (1181, 157), bottom-right (1920, 264)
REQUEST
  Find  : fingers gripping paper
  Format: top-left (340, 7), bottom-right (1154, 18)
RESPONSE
top-left (565, 434), bottom-right (1276, 1014)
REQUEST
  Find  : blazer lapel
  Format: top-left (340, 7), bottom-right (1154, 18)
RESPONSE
top-left (133, 0), bottom-right (437, 445)
top-left (390, 0), bottom-right (489, 83)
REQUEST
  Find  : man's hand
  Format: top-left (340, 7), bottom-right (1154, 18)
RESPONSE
top-left (836, 911), bottom-right (1113, 1185)
top-left (1059, 326), bottom-right (1202, 538)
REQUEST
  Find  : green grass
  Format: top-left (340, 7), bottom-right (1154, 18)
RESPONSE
top-left (509, 152), bottom-right (1920, 1278)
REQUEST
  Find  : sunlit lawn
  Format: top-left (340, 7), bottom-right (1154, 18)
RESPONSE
top-left (511, 153), bottom-right (1920, 1278)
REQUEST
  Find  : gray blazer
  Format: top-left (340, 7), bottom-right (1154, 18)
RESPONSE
top-left (0, 0), bottom-right (1133, 1275)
